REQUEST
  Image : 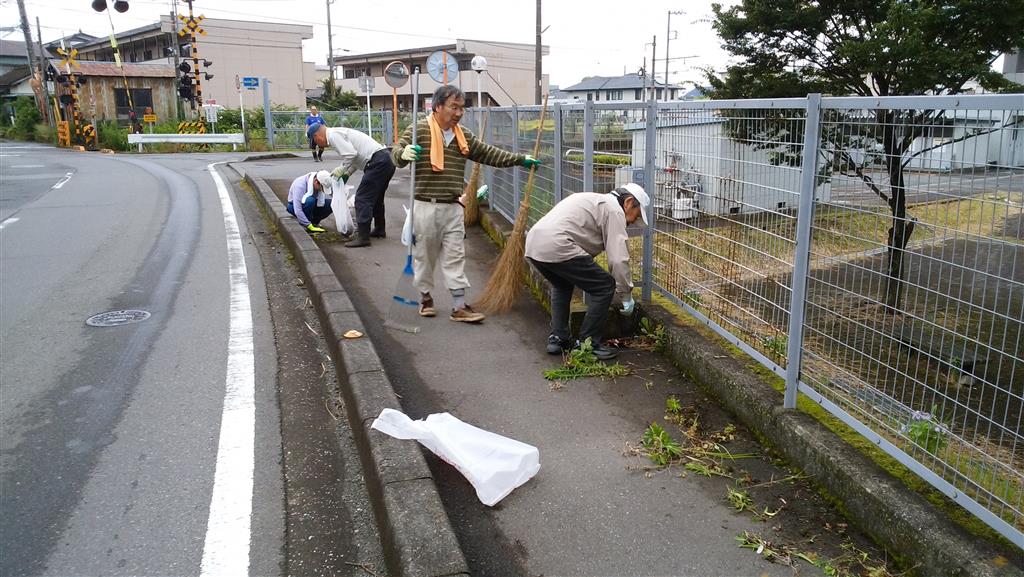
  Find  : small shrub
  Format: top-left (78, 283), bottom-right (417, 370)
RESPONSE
top-left (641, 422), bottom-right (683, 466)
top-left (901, 406), bottom-right (949, 455)
top-left (96, 120), bottom-right (128, 151)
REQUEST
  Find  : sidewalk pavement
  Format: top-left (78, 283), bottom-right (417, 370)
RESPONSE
top-left (231, 154), bottom-right (1022, 577)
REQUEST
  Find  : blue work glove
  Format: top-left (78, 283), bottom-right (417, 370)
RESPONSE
top-left (522, 155), bottom-right (540, 169)
top-left (401, 144), bottom-right (422, 161)
top-left (619, 296), bottom-right (635, 316)
top-left (306, 223), bottom-right (326, 233)
top-left (330, 167), bottom-right (349, 183)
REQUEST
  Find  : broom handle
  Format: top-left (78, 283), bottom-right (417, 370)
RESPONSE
top-left (520, 94), bottom-right (549, 207)
top-left (408, 68), bottom-right (418, 257)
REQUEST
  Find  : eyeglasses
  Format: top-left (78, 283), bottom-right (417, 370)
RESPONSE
top-left (443, 102), bottom-right (465, 113)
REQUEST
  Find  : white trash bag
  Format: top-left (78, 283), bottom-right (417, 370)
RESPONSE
top-left (371, 408), bottom-right (540, 506)
top-left (331, 180), bottom-right (354, 235)
top-left (400, 205), bottom-right (414, 247)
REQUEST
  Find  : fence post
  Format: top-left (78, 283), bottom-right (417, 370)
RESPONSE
top-left (583, 100), bottom-right (594, 192)
top-left (641, 99), bottom-right (657, 303)
top-left (262, 78), bottom-right (274, 149)
top-left (784, 93), bottom-right (823, 409)
top-left (553, 103), bottom-right (563, 204)
top-left (512, 105), bottom-right (521, 218)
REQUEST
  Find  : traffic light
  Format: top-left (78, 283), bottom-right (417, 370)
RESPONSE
top-left (91, 0), bottom-right (128, 12)
top-left (178, 61), bottom-right (191, 74)
top-left (178, 75), bottom-right (193, 100)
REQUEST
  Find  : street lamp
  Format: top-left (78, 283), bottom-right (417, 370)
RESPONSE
top-left (665, 10), bottom-right (685, 101)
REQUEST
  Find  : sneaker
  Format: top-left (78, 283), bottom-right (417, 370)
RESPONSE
top-left (546, 334), bottom-right (572, 355)
top-left (419, 296), bottom-right (437, 317)
top-left (450, 305), bottom-right (485, 323)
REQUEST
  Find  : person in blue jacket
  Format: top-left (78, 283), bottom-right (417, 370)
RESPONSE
top-left (306, 105), bottom-right (327, 161)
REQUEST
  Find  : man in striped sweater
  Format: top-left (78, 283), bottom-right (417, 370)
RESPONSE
top-left (392, 85), bottom-right (539, 323)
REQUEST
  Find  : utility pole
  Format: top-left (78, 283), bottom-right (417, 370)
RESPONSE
top-left (649, 35), bottom-right (657, 101)
top-left (170, 1), bottom-right (182, 120)
top-left (36, 17), bottom-right (52, 125)
top-left (326, 0), bottom-right (336, 86)
top-left (535, 0), bottom-right (543, 104)
top-left (665, 10), bottom-right (684, 101)
top-left (16, 0), bottom-right (45, 121)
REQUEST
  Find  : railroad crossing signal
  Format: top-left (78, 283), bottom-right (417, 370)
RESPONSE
top-left (57, 47), bottom-right (79, 70)
top-left (177, 12), bottom-right (206, 37)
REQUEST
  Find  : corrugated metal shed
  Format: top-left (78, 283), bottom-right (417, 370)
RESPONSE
top-left (48, 59), bottom-right (174, 78)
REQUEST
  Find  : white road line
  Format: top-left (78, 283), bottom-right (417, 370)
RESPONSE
top-left (51, 172), bottom-right (74, 189)
top-left (0, 217), bottom-right (19, 230)
top-left (12, 165), bottom-right (44, 168)
top-left (200, 162), bottom-right (255, 577)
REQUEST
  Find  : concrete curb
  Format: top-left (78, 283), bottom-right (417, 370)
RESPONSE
top-left (475, 206), bottom-right (1021, 577)
top-left (229, 163), bottom-right (469, 577)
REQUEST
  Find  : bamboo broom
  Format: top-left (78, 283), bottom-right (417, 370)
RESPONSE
top-left (473, 95), bottom-right (549, 315)
top-left (463, 113), bottom-right (488, 226)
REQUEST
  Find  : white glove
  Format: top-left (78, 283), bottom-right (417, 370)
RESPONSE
top-left (619, 296), bottom-right (635, 316)
top-left (401, 144), bottom-right (422, 161)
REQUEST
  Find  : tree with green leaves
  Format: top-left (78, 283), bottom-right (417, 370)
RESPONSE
top-left (310, 78), bottom-right (360, 111)
top-left (705, 0), bottom-right (1024, 309)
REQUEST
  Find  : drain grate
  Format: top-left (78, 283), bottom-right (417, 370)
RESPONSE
top-left (85, 309), bottom-right (151, 327)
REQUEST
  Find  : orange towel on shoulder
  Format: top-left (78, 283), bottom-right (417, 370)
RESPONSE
top-left (428, 113), bottom-right (469, 172)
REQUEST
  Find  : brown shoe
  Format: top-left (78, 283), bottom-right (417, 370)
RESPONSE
top-left (419, 296), bottom-right (437, 317)
top-left (449, 305), bottom-right (485, 323)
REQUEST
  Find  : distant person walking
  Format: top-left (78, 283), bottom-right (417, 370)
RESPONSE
top-left (305, 106), bottom-right (327, 161)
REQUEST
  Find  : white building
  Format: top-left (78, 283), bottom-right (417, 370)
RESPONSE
top-left (331, 39), bottom-right (548, 110)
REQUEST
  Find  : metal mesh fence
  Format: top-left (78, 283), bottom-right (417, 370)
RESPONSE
top-left (466, 94), bottom-right (1022, 545)
top-left (267, 110), bottom-right (392, 149)
top-left (648, 102), bottom-right (808, 371)
top-left (803, 99), bottom-right (1024, 539)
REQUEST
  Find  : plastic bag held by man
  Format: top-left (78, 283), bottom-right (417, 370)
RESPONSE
top-left (332, 180), bottom-right (354, 235)
top-left (371, 408), bottom-right (540, 506)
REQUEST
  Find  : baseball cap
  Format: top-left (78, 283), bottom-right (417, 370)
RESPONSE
top-left (617, 183), bottom-right (650, 226)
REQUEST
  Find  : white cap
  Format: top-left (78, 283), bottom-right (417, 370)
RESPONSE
top-left (315, 170), bottom-right (333, 197)
top-left (617, 182), bottom-right (650, 226)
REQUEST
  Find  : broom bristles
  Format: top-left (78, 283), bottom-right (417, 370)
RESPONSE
top-left (463, 162), bottom-right (482, 226)
top-left (473, 194), bottom-right (532, 314)
top-left (463, 114), bottom-right (488, 226)
top-left (472, 96), bottom-right (548, 316)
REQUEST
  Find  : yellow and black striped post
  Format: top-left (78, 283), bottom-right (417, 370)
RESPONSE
top-left (177, 121), bottom-right (207, 134)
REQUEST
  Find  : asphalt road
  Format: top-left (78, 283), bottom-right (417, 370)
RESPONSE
top-left (0, 143), bottom-right (383, 576)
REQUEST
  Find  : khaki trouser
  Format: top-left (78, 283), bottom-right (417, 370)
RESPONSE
top-left (412, 199), bottom-right (469, 295)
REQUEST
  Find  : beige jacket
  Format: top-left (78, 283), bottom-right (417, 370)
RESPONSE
top-left (525, 192), bottom-right (634, 298)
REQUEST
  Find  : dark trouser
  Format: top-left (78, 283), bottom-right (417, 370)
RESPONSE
top-left (354, 149), bottom-right (396, 230)
top-left (528, 256), bottom-right (615, 346)
top-left (287, 197), bottom-right (333, 226)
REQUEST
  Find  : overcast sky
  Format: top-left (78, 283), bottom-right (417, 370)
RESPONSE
top-left (2, 0), bottom-right (740, 88)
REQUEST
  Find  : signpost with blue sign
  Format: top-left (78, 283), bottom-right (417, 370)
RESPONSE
top-left (242, 77), bottom-right (259, 90)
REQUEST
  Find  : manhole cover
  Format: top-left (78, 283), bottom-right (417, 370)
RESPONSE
top-left (86, 309), bottom-right (151, 327)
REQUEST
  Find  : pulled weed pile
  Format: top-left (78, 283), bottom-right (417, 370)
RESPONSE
top-left (543, 338), bottom-right (629, 381)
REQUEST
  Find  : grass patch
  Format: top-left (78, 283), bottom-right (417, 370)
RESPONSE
top-left (542, 338), bottom-right (629, 381)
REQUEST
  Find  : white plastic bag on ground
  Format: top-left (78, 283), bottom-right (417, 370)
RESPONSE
top-left (400, 205), bottom-right (413, 246)
top-left (331, 179), bottom-right (354, 235)
top-left (371, 408), bottom-right (540, 506)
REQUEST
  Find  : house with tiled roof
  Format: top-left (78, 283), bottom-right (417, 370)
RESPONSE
top-left (560, 73), bottom-right (684, 102)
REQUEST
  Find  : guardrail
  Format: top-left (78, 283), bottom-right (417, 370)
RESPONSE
top-left (127, 133), bottom-right (246, 152)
